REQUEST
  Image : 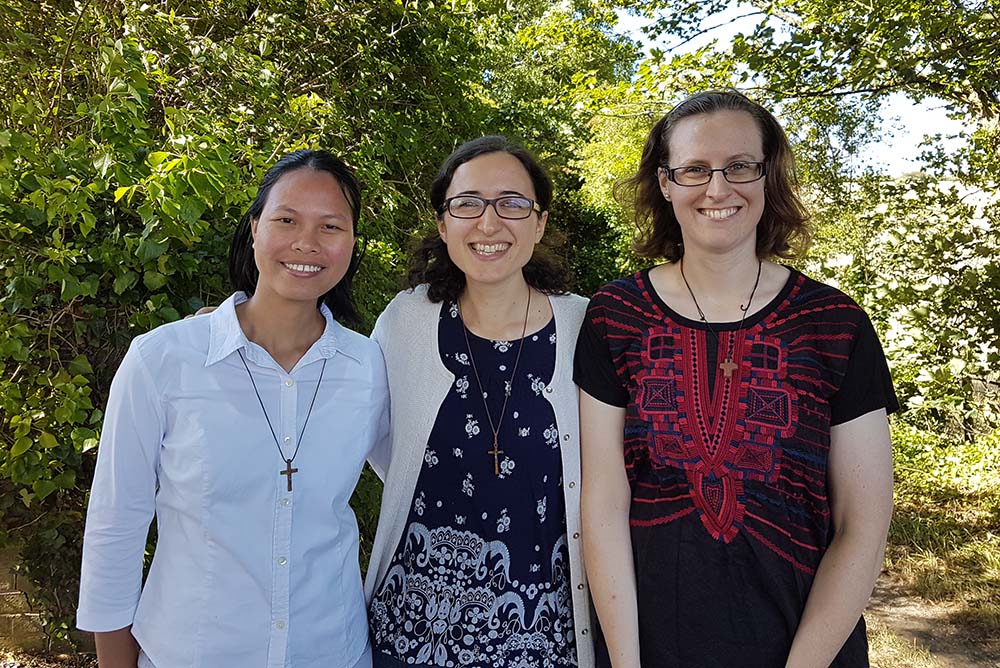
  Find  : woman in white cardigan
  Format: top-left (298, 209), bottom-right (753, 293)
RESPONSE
top-left (365, 136), bottom-right (595, 668)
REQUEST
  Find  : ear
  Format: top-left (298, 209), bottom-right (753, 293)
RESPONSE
top-left (437, 216), bottom-right (448, 243)
top-left (250, 217), bottom-right (260, 246)
top-left (657, 168), bottom-right (672, 202)
top-left (535, 210), bottom-right (548, 242)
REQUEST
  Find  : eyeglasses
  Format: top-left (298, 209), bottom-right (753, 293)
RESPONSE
top-left (439, 195), bottom-right (542, 220)
top-left (661, 161), bottom-right (767, 187)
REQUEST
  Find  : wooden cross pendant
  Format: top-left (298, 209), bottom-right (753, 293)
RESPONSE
top-left (720, 358), bottom-right (739, 378)
top-left (281, 459), bottom-right (299, 492)
top-left (488, 435), bottom-right (504, 476)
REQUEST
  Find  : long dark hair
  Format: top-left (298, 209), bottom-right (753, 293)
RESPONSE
top-left (229, 149), bottom-right (363, 326)
top-left (407, 135), bottom-right (571, 302)
top-left (620, 89), bottom-right (811, 261)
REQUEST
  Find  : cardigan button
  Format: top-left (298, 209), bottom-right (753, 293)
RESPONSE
top-left (545, 386), bottom-right (553, 393)
top-left (568, 481), bottom-right (576, 488)
top-left (581, 629), bottom-right (589, 636)
top-left (563, 434), bottom-right (570, 441)
top-left (576, 583), bottom-right (585, 590)
top-left (572, 532), bottom-right (580, 539)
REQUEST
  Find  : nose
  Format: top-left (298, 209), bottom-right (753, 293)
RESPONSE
top-left (476, 207), bottom-right (502, 235)
top-left (292, 227), bottom-right (321, 253)
top-left (704, 170), bottom-right (734, 198)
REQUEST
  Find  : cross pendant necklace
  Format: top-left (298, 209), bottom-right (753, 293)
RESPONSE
top-left (488, 436), bottom-right (504, 477)
top-left (459, 289), bottom-right (531, 476)
top-left (239, 351), bottom-right (326, 492)
top-left (280, 459), bottom-right (299, 492)
top-left (680, 257), bottom-right (763, 379)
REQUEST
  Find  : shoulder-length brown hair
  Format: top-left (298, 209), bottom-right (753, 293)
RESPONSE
top-left (407, 135), bottom-right (572, 303)
top-left (619, 89), bottom-right (810, 262)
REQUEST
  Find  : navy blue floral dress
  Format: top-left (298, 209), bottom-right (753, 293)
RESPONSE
top-left (369, 301), bottom-right (577, 668)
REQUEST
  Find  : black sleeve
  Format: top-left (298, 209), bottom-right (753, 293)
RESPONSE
top-left (830, 312), bottom-right (900, 425)
top-left (574, 295), bottom-right (629, 407)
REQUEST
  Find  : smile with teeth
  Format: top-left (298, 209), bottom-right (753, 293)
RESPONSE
top-left (700, 207), bottom-right (740, 220)
top-left (283, 262), bottom-right (323, 273)
top-left (471, 242), bottom-right (511, 255)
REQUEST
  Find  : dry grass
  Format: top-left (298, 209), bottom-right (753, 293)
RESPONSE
top-left (867, 619), bottom-right (941, 668)
top-left (887, 425), bottom-right (1000, 637)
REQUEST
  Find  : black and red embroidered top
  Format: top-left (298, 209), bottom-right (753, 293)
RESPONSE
top-left (574, 268), bottom-right (898, 668)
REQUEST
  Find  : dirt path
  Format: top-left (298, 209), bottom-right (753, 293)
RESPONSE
top-left (866, 578), bottom-right (1000, 668)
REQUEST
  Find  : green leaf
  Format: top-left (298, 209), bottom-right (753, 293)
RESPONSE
top-left (33, 479), bottom-right (58, 500)
top-left (113, 271), bottom-right (138, 294)
top-left (137, 239), bottom-right (168, 262)
top-left (143, 270), bottom-right (168, 290)
top-left (11, 437), bottom-right (32, 457)
top-left (114, 186), bottom-right (131, 202)
top-left (69, 355), bottom-right (94, 375)
top-left (38, 431), bottom-right (58, 449)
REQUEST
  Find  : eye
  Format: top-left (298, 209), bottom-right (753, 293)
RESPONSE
top-left (727, 161), bottom-right (754, 174)
top-left (277, 217), bottom-right (294, 224)
top-left (453, 197), bottom-right (482, 209)
top-left (679, 166), bottom-right (709, 176)
top-left (497, 197), bottom-right (531, 211)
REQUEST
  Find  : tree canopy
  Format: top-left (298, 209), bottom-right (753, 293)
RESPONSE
top-left (0, 0), bottom-right (996, 643)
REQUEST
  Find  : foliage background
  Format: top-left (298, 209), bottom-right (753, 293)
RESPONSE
top-left (0, 0), bottom-right (997, 647)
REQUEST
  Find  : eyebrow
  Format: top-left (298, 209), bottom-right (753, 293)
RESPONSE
top-left (677, 153), bottom-right (762, 165)
top-left (272, 205), bottom-right (347, 220)
top-left (452, 190), bottom-right (528, 197)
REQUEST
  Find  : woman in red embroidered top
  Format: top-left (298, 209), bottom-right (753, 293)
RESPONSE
top-left (574, 90), bottom-right (897, 668)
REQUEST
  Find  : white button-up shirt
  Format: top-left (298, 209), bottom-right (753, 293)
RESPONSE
top-left (77, 293), bottom-right (389, 668)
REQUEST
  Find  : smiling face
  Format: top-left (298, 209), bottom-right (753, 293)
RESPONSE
top-left (436, 151), bottom-right (547, 293)
top-left (658, 109), bottom-right (766, 259)
top-left (250, 167), bottom-right (356, 307)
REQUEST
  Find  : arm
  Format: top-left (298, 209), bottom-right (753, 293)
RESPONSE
top-left (77, 340), bottom-right (162, 650)
top-left (580, 390), bottom-right (641, 668)
top-left (95, 627), bottom-right (139, 668)
top-left (785, 408), bottom-right (894, 668)
top-left (366, 309), bottom-right (392, 480)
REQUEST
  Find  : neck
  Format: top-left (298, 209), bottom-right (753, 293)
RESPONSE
top-left (236, 293), bottom-right (326, 372)
top-left (460, 276), bottom-right (537, 340)
top-left (671, 250), bottom-right (766, 323)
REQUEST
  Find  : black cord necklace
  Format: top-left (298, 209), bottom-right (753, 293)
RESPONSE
top-left (238, 350), bottom-right (327, 491)
top-left (459, 288), bottom-right (531, 476)
top-left (679, 257), bottom-right (763, 378)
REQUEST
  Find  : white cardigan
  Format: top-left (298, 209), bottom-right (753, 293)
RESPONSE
top-left (365, 285), bottom-right (594, 667)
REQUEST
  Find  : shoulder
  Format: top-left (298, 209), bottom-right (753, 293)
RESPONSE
top-left (376, 285), bottom-right (438, 324)
top-left (785, 268), bottom-right (869, 321)
top-left (549, 292), bottom-right (588, 320)
top-left (590, 271), bottom-right (646, 303)
top-left (330, 319), bottom-right (384, 366)
top-left (127, 312), bottom-right (210, 364)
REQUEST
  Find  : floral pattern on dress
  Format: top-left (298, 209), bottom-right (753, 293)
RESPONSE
top-left (370, 302), bottom-right (575, 668)
top-left (370, 525), bottom-right (577, 668)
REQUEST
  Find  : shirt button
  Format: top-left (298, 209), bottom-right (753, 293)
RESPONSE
top-left (275, 620), bottom-right (286, 630)
top-left (568, 481), bottom-right (576, 488)
top-left (280, 498), bottom-right (290, 506)
top-left (284, 379), bottom-right (294, 387)
top-left (283, 436), bottom-right (292, 443)
top-left (277, 556), bottom-right (288, 566)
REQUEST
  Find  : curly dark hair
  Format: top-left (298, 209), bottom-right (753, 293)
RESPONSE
top-left (229, 149), bottom-right (363, 326)
top-left (407, 136), bottom-right (572, 303)
top-left (619, 89), bottom-right (811, 262)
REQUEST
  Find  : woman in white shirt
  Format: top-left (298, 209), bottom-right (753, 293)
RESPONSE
top-left (77, 150), bottom-right (389, 668)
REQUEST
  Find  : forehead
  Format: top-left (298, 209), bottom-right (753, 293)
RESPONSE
top-left (667, 110), bottom-right (764, 164)
top-left (448, 151), bottom-right (536, 197)
top-left (263, 168), bottom-right (351, 210)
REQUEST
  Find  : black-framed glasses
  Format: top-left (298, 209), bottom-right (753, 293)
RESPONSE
top-left (661, 161), bottom-right (767, 187)
top-left (439, 195), bottom-right (542, 220)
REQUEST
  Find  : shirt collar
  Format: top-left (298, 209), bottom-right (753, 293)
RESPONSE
top-left (206, 292), bottom-right (365, 368)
